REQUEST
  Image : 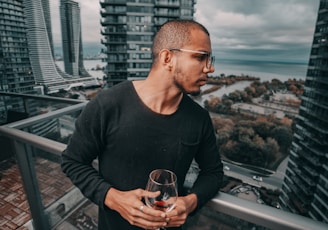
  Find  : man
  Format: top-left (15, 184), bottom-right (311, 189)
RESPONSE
top-left (62, 19), bottom-right (223, 230)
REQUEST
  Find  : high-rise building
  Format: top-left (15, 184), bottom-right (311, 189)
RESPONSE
top-left (100, 0), bottom-right (195, 86)
top-left (279, 0), bottom-right (328, 224)
top-left (24, 0), bottom-right (98, 94)
top-left (60, 0), bottom-right (91, 77)
top-left (0, 0), bottom-right (34, 93)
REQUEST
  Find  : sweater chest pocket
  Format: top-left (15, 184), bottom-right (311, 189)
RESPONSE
top-left (175, 140), bottom-right (200, 172)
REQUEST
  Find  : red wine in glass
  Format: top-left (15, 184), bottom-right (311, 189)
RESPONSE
top-left (145, 169), bottom-right (178, 229)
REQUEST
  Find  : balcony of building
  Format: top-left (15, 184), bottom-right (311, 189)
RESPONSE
top-left (126, 0), bottom-right (154, 6)
top-left (319, 7), bottom-right (328, 14)
top-left (154, 0), bottom-right (180, 8)
top-left (99, 0), bottom-right (126, 7)
top-left (299, 150), bottom-right (322, 168)
top-left (154, 9), bottom-right (180, 17)
top-left (0, 92), bottom-right (327, 230)
top-left (100, 9), bottom-right (126, 17)
top-left (297, 139), bottom-right (325, 160)
top-left (100, 18), bottom-right (127, 27)
top-left (101, 26), bottom-right (127, 35)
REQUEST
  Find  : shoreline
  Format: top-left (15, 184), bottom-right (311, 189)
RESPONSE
top-left (57, 59), bottom-right (308, 83)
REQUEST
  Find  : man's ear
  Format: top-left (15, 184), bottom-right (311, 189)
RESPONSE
top-left (158, 49), bottom-right (173, 70)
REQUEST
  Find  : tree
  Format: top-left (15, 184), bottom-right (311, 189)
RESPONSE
top-left (212, 116), bottom-right (234, 132)
top-left (245, 86), bottom-right (256, 97)
top-left (263, 137), bottom-right (280, 168)
top-left (220, 140), bottom-right (240, 160)
top-left (271, 126), bottom-right (293, 153)
top-left (256, 85), bottom-right (267, 96)
top-left (252, 121), bottom-right (275, 139)
top-left (228, 91), bottom-right (240, 102)
top-left (216, 131), bottom-right (231, 146)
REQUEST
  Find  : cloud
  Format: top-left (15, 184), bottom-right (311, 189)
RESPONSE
top-left (78, 0), bottom-right (102, 43)
top-left (49, 0), bottom-right (320, 62)
top-left (195, 0), bottom-right (320, 62)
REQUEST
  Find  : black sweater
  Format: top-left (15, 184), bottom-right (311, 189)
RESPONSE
top-left (62, 81), bottom-right (223, 230)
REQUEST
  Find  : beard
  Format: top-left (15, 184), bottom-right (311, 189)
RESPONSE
top-left (173, 78), bottom-right (201, 95)
top-left (190, 91), bottom-right (201, 96)
top-left (173, 70), bottom-right (201, 96)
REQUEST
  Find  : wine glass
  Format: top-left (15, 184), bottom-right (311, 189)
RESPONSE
top-left (145, 169), bottom-right (178, 229)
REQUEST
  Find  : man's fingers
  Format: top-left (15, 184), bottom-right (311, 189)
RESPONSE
top-left (134, 188), bottom-right (160, 199)
top-left (143, 190), bottom-right (161, 198)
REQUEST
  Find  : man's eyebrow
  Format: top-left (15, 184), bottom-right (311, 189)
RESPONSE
top-left (195, 51), bottom-right (210, 56)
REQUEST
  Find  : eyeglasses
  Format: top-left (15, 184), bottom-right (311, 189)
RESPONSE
top-left (169, 48), bottom-right (215, 69)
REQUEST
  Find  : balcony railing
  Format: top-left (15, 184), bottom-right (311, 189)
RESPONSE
top-left (0, 92), bottom-right (327, 230)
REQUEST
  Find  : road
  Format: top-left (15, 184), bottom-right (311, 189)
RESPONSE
top-left (223, 159), bottom-right (288, 190)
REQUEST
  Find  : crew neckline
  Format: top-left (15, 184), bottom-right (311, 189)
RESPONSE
top-left (129, 81), bottom-right (184, 117)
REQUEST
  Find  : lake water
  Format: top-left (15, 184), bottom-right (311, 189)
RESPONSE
top-left (57, 58), bottom-right (308, 81)
top-left (194, 81), bottom-right (253, 105)
top-left (57, 59), bottom-right (308, 83)
top-left (213, 59), bottom-right (308, 82)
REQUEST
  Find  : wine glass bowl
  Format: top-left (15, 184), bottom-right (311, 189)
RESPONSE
top-left (145, 169), bottom-right (178, 213)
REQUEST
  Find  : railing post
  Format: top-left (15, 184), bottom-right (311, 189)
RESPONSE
top-left (13, 140), bottom-right (51, 230)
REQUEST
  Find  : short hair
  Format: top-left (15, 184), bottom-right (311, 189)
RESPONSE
top-left (151, 19), bottom-right (210, 64)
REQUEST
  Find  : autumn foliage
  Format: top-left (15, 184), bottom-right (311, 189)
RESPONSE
top-left (205, 76), bottom-right (301, 170)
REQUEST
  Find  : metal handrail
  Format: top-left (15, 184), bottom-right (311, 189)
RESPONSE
top-left (1, 125), bottom-right (327, 230)
top-left (0, 91), bottom-right (87, 104)
top-left (5, 102), bottom-right (87, 130)
top-left (0, 126), bottom-right (65, 155)
top-left (209, 193), bottom-right (327, 230)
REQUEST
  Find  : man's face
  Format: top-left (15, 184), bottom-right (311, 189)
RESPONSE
top-left (172, 29), bottom-right (215, 95)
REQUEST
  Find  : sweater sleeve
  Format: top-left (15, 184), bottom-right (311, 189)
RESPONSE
top-left (188, 113), bottom-right (223, 211)
top-left (61, 95), bottom-right (111, 209)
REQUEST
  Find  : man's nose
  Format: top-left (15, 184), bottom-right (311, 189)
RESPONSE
top-left (204, 65), bottom-right (215, 73)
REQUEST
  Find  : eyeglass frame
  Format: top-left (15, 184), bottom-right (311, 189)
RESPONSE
top-left (169, 48), bottom-right (215, 69)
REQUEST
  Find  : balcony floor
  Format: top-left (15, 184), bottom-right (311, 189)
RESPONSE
top-left (0, 158), bottom-right (30, 230)
top-left (0, 158), bottom-right (235, 230)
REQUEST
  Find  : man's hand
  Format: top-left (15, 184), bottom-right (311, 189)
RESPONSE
top-left (104, 188), bottom-right (168, 229)
top-left (164, 193), bottom-right (198, 228)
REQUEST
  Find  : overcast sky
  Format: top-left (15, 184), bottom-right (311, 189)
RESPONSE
top-left (50, 0), bottom-right (320, 63)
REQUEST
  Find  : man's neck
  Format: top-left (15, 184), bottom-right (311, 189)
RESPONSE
top-left (132, 80), bottom-right (183, 115)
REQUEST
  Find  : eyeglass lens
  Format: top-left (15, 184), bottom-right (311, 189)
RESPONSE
top-left (207, 55), bottom-right (215, 68)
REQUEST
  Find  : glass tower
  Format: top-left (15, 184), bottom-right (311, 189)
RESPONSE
top-left (100, 0), bottom-right (195, 86)
top-left (60, 0), bottom-right (91, 77)
top-left (24, 0), bottom-right (98, 94)
top-left (0, 0), bottom-right (34, 93)
top-left (279, 0), bottom-right (328, 224)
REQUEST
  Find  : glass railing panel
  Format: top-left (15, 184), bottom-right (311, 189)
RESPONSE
top-left (0, 95), bottom-right (26, 124)
top-left (31, 148), bottom-right (86, 228)
top-left (20, 110), bottom-right (82, 144)
top-left (0, 92), bottom-right (85, 126)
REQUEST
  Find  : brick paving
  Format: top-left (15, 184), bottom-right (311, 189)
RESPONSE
top-left (0, 159), bottom-right (30, 230)
top-left (34, 158), bottom-right (73, 207)
top-left (0, 158), bottom-right (74, 230)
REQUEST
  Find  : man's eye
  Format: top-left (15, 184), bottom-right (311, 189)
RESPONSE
top-left (197, 55), bottom-right (208, 61)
